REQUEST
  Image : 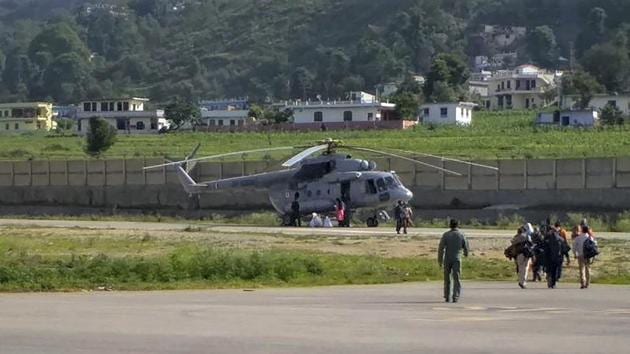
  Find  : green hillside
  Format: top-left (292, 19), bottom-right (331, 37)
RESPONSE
top-left (1, 0), bottom-right (630, 104)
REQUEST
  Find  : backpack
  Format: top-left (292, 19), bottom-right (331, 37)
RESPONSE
top-left (504, 244), bottom-right (518, 260)
top-left (521, 242), bottom-right (534, 258)
top-left (583, 238), bottom-right (599, 259)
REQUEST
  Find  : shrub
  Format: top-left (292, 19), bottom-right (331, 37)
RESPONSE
top-left (85, 117), bottom-right (116, 157)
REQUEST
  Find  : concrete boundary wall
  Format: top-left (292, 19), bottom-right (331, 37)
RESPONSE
top-left (1, 157), bottom-right (630, 209)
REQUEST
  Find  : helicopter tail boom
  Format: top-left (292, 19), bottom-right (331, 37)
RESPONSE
top-left (175, 165), bottom-right (206, 195)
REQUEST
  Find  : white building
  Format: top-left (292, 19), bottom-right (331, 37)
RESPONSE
top-left (536, 110), bottom-right (599, 127)
top-left (474, 52), bottom-right (518, 71)
top-left (201, 109), bottom-right (252, 127)
top-left (561, 94), bottom-right (630, 115)
top-left (420, 102), bottom-right (476, 126)
top-left (487, 65), bottom-right (560, 110)
top-left (289, 93), bottom-right (396, 124)
top-left (76, 98), bottom-right (169, 134)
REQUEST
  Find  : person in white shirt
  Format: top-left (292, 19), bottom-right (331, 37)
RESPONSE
top-left (573, 225), bottom-right (593, 289)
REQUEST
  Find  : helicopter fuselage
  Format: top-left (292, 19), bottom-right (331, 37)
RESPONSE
top-left (268, 154), bottom-right (413, 216)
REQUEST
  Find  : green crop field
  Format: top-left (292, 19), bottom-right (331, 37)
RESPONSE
top-left (1, 111), bottom-right (630, 161)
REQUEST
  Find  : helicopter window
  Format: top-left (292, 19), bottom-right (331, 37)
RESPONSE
top-left (365, 179), bottom-right (377, 194)
top-left (376, 178), bottom-right (387, 192)
top-left (307, 190), bottom-right (312, 198)
top-left (385, 177), bottom-right (397, 187)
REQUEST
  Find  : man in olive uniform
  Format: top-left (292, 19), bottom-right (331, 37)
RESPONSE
top-left (438, 219), bottom-right (469, 303)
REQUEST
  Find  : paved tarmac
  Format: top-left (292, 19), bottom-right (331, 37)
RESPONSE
top-left (1, 218), bottom-right (629, 240)
top-left (1, 282), bottom-right (629, 354)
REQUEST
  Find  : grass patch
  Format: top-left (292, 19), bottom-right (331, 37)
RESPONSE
top-left (1, 226), bottom-right (628, 292)
top-left (0, 245), bottom-right (517, 292)
top-left (1, 112), bottom-right (630, 160)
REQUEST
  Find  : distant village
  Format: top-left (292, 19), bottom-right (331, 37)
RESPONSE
top-left (1, 24), bottom-right (627, 135)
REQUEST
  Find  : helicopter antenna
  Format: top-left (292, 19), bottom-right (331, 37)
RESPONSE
top-left (346, 146), bottom-right (464, 176)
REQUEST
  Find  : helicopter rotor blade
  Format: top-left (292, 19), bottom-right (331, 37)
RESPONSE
top-left (386, 148), bottom-right (499, 171)
top-left (345, 146), bottom-right (464, 176)
top-left (186, 143), bottom-right (202, 160)
top-left (144, 146), bottom-right (296, 170)
top-left (281, 144), bottom-right (329, 167)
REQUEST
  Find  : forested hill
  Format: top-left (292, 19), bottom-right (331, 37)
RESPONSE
top-left (1, 0), bottom-right (630, 105)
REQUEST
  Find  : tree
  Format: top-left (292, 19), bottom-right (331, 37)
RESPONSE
top-left (28, 22), bottom-right (90, 64)
top-left (527, 26), bottom-right (558, 68)
top-left (561, 71), bottom-right (605, 109)
top-left (85, 117), bottom-right (116, 157)
top-left (581, 43), bottom-right (630, 92)
top-left (43, 52), bottom-right (90, 103)
top-left (600, 103), bottom-right (625, 126)
top-left (423, 53), bottom-right (469, 102)
top-left (290, 67), bottom-right (314, 100)
top-left (164, 99), bottom-right (201, 131)
top-left (390, 92), bottom-right (420, 120)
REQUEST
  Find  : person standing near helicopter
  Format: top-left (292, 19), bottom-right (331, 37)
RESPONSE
top-left (290, 192), bottom-right (301, 227)
top-left (394, 200), bottom-right (405, 234)
top-left (335, 198), bottom-right (346, 227)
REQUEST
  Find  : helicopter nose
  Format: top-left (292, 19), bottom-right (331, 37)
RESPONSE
top-left (398, 187), bottom-right (413, 202)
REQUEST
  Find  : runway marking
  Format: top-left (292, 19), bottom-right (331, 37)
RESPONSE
top-left (500, 307), bottom-right (568, 313)
top-left (464, 306), bottom-right (487, 311)
top-left (605, 309), bottom-right (630, 315)
top-left (431, 307), bottom-right (453, 311)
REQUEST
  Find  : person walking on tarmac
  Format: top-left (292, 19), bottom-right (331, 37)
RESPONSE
top-left (574, 225), bottom-right (596, 289)
top-left (511, 226), bottom-right (532, 289)
top-left (545, 228), bottom-right (565, 289)
top-left (438, 219), bottom-right (469, 303)
top-left (554, 221), bottom-right (571, 280)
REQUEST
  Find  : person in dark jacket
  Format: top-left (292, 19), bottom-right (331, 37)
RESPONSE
top-left (290, 193), bottom-right (301, 227)
top-left (545, 229), bottom-right (565, 289)
top-left (394, 200), bottom-right (405, 234)
top-left (530, 228), bottom-right (545, 282)
top-left (438, 219), bottom-right (469, 303)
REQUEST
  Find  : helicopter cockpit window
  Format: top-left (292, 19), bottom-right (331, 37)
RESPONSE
top-left (365, 179), bottom-right (377, 194)
top-left (385, 176), bottom-right (397, 187)
top-left (376, 178), bottom-right (387, 192)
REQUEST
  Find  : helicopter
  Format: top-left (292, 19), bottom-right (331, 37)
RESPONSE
top-left (144, 139), bottom-right (498, 226)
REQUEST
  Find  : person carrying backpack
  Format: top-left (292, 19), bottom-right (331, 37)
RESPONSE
top-left (573, 225), bottom-right (598, 289)
top-left (511, 226), bottom-right (533, 289)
